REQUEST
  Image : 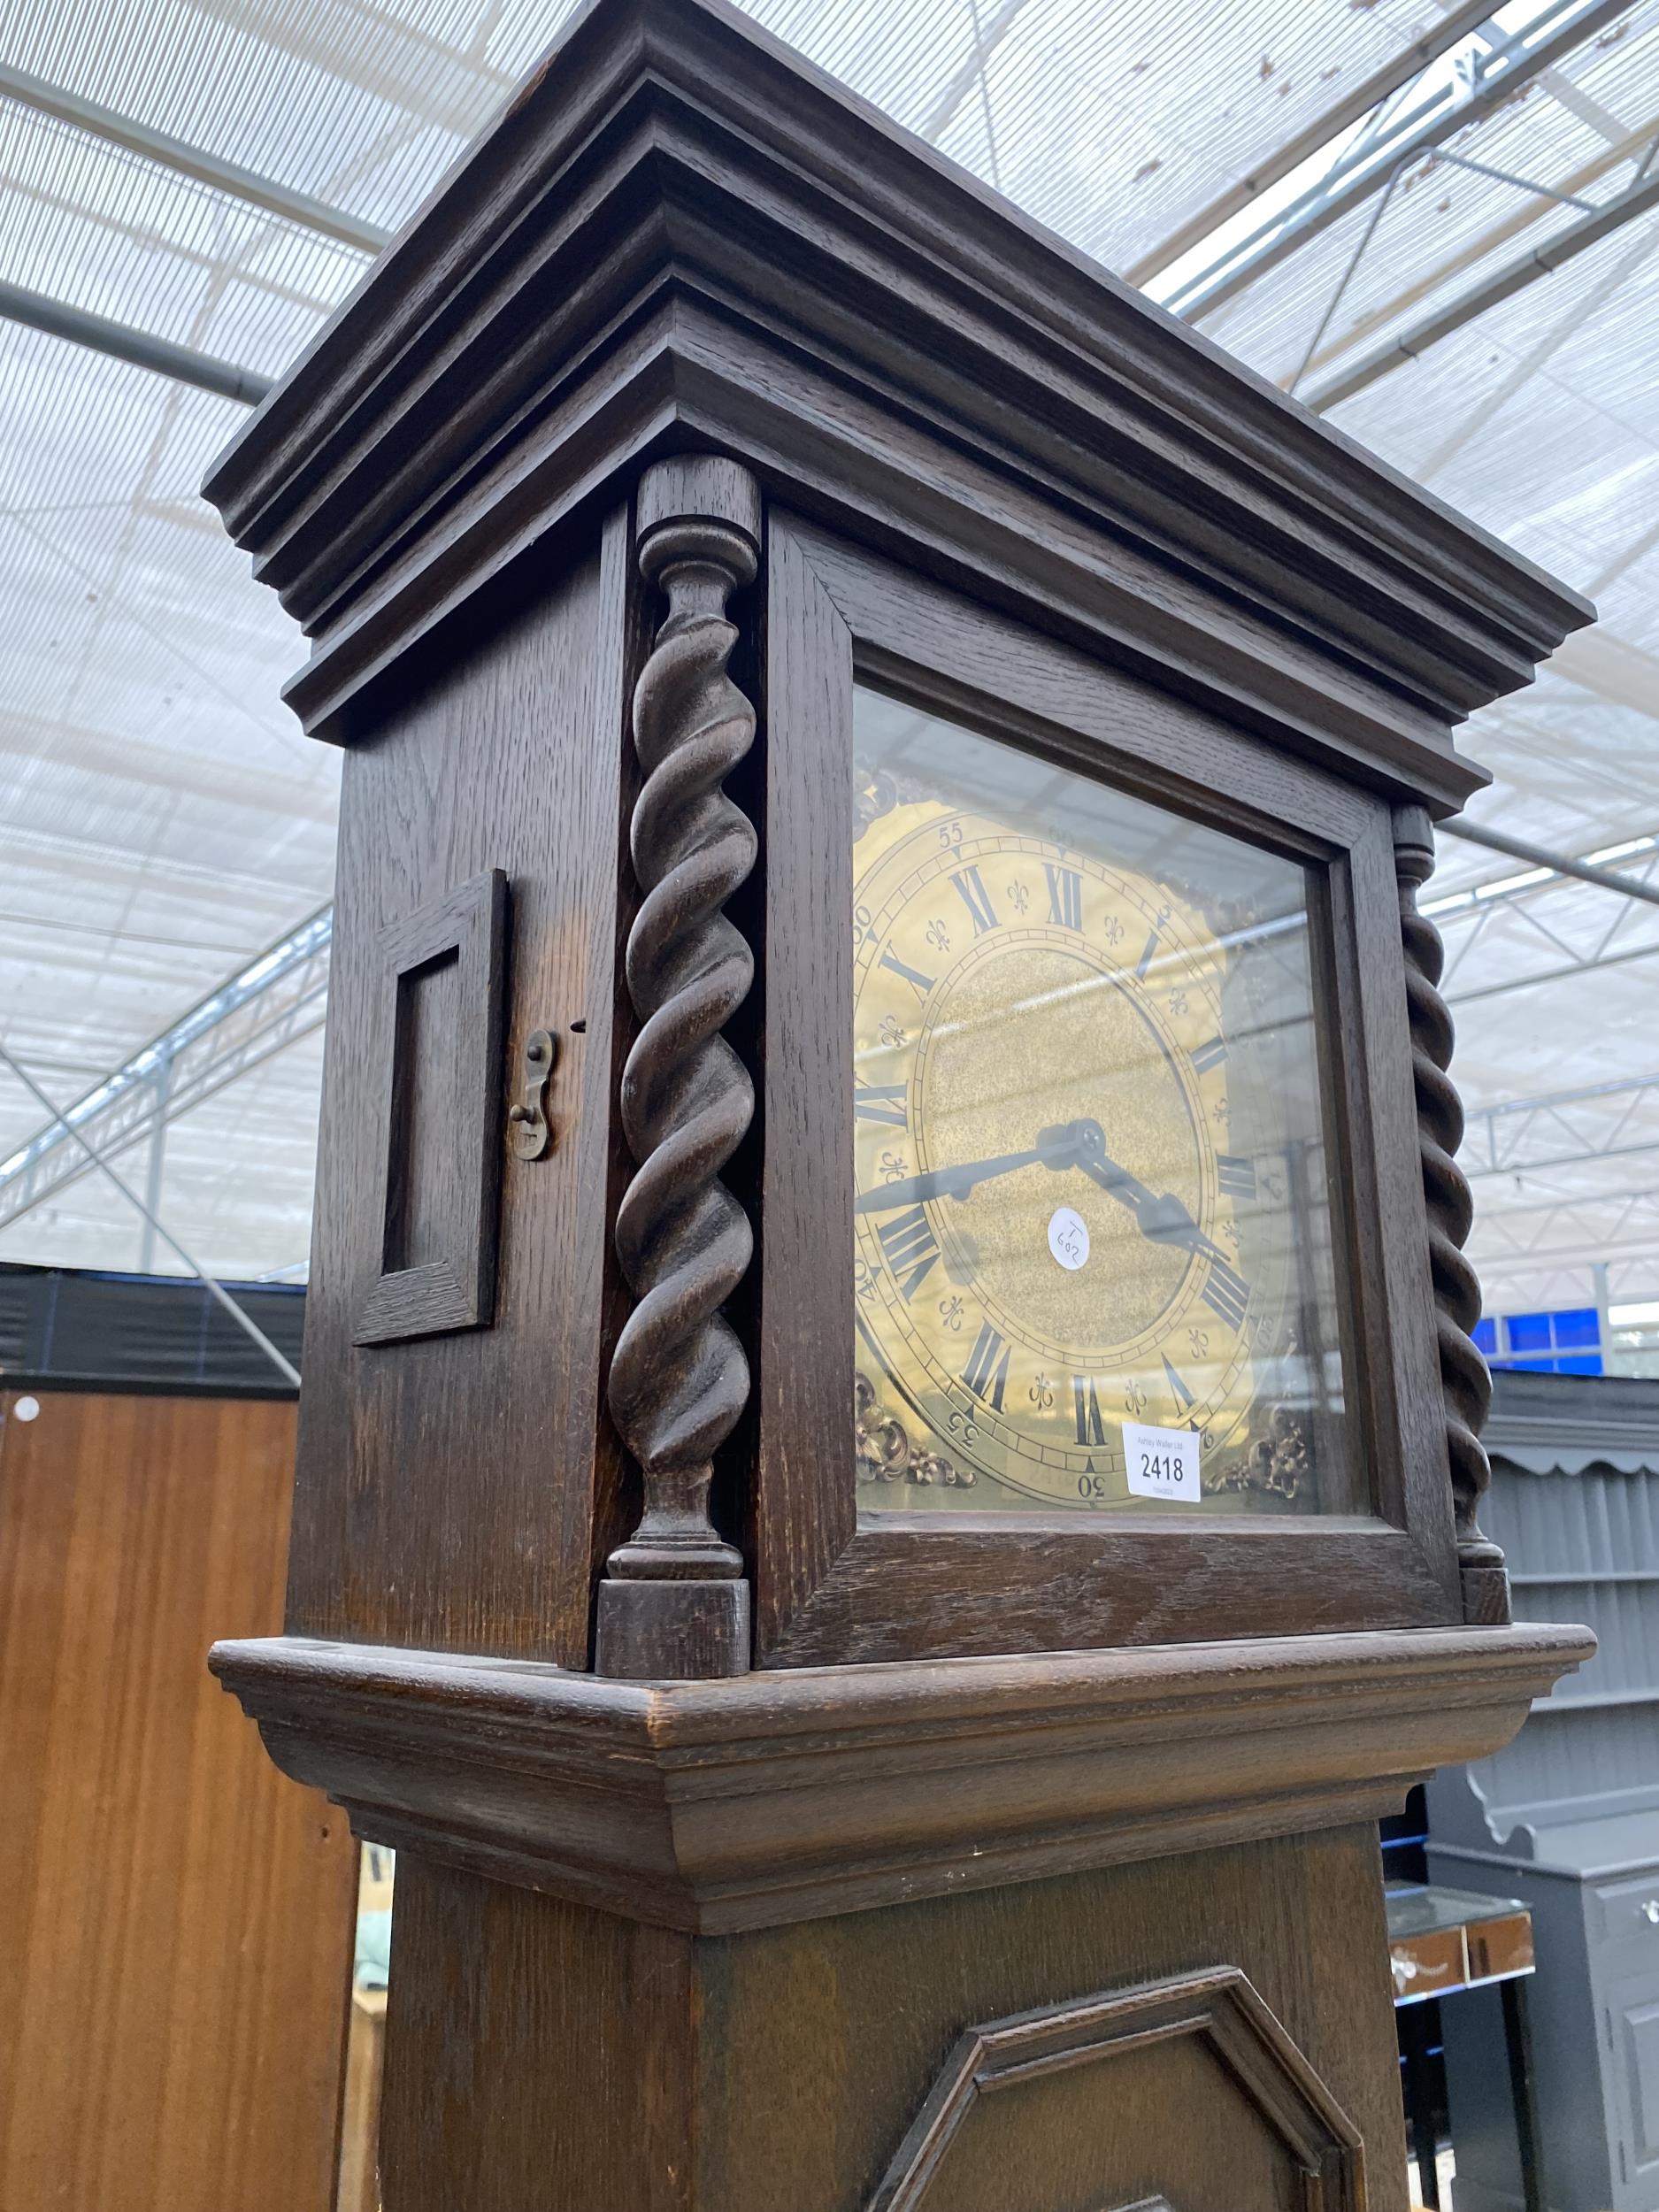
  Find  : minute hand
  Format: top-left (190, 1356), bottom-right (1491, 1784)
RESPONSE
top-left (854, 1128), bottom-right (1083, 1214)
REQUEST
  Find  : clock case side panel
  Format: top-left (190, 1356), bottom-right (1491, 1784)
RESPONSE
top-left (287, 508), bottom-right (639, 1667)
top-left (754, 513), bottom-right (1459, 1668)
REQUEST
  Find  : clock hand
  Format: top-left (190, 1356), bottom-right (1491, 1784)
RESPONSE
top-left (1069, 1118), bottom-right (1230, 1263)
top-left (856, 1117), bottom-right (1228, 1267)
top-left (854, 1125), bottom-right (1087, 1214)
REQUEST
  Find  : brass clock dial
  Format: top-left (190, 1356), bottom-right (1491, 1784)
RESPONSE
top-left (849, 701), bottom-right (1351, 1517)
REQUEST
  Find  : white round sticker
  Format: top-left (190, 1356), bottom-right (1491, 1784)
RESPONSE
top-left (1047, 1206), bottom-right (1090, 1272)
top-left (12, 1394), bottom-right (40, 1422)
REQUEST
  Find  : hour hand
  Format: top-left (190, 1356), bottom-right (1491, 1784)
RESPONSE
top-left (1131, 1195), bottom-right (1228, 1261)
top-left (1068, 1118), bottom-right (1227, 1260)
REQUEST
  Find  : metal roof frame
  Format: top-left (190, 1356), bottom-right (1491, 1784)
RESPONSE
top-left (1, 0), bottom-right (1656, 1310)
top-left (1164, 0), bottom-right (1638, 322)
top-left (1126, 0), bottom-right (1504, 288)
top-left (0, 57), bottom-right (390, 250)
top-left (1304, 143), bottom-right (1659, 411)
top-left (0, 905), bottom-right (331, 1231)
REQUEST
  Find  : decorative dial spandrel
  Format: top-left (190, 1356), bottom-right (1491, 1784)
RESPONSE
top-left (851, 692), bottom-right (1361, 1518)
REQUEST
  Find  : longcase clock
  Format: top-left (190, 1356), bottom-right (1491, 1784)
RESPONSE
top-left (205, 4), bottom-right (1594, 2207)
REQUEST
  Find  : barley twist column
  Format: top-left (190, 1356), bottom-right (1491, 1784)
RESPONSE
top-left (1394, 803), bottom-right (1509, 1625)
top-left (596, 457), bottom-right (761, 1679)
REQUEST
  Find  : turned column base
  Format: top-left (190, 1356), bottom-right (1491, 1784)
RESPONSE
top-left (595, 1576), bottom-right (751, 1680)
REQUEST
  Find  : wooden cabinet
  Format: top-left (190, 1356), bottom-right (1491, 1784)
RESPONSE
top-left (203, 2), bottom-right (1595, 2205)
top-left (0, 1385), bottom-right (355, 2212)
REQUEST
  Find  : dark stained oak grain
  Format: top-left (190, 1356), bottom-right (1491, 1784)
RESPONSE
top-left (377, 1854), bottom-right (692, 2212)
top-left (701, 1824), bottom-right (1412, 2210)
top-left (864, 1967), bottom-right (1363, 2211)
top-left (352, 865), bottom-right (509, 1346)
top-left (365, 1824), bottom-right (1409, 2212)
top-left (597, 457), bottom-right (761, 1674)
top-left (752, 515), bottom-right (856, 1658)
top-left (1394, 803), bottom-right (1510, 1625)
top-left (210, 1622), bottom-right (1592, 1935)
top-left (288, 514), bottom-right (633, 1667)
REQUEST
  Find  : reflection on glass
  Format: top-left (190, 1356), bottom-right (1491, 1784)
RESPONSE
top-left (335, 1843), bottom-right (393, 2212)
top-left (851, 690), bottom-right (1361, 1517)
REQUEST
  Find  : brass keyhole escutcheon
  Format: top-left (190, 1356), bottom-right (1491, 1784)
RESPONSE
top-left (508, 1028), bottom-right (557, 1160)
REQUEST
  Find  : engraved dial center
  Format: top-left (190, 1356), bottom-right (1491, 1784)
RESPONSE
top-left (918, 940), bottom-right (1202, 1355)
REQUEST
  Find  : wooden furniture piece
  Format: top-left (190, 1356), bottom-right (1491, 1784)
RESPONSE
top-left (204, 4), bottom-right (1595, 2205)
top-left (1386, 1885), bottom-right (1541, 2212)
top-left (0, 1364), bottom-right (356, 2212)
top-left (336, 1986), bottom-right (388, 2212)
top-left (1427, 1373), bottom-right (1659, 2212)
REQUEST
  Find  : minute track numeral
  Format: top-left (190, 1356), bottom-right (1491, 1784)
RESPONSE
top-left (1217, 1154), bottom-right (1256, 1199)
top-left (875, 1205), bottom-right (940, 1300)
top-left (854, 1079), bottom-right (908, 1128)
top-left (1201, 1257), bottom-right (1251, 1331)
top-left (949, 865), bottom-right (998, 935)
top-left (1044, 864), bottom-right (1082, 930)
top-left (961, 1322), bottom-right (1011, 1411)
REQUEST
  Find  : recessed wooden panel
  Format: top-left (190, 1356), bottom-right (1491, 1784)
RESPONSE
top-left (0, 1388), bottom-right (356, 2212)
top-left (864, 1968), bottom-right (1362, 2212)
top-left (354, 866), bottom-right (509, 1347)
top-left (693, 1823), bottom-right (1407, 2212)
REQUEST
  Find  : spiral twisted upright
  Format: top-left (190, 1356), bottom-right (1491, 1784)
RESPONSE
top-left (605, 492), bottom-right (758, 1585)
top-left (1395, 806), bottom-right (1509, 1624)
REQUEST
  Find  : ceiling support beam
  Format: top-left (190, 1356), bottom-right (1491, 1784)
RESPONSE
top-left (0, 58), bottom-right (389, 253)
top-left (1165, 0), bottom-right (1635, 322)
top-left (1442, 818), bottom-right (1659, 910)
top-left (919, 0), bottom-right (1036, 144)
top-left (0, 904), bottom-right (332, 1230)
top-left (1464, 1068), bottom-right (1659, 1179)
top-left (1303, 162), bottom-right (1659, 411)
top-left (1294, 110), bottom-right (1659, 381)
top-left (1450, 933), bottom-right (1659, 1008)
top-left (0, 1042), bottom-right (301, 1386)
top-left (0, 277), bottom-right (273, 404)
top-left (182, 0), bottom-right (508, 146)
top-left (1125, 0), bottom-right (1502, 288)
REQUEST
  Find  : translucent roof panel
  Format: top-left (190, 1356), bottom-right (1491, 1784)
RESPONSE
top-left (0, 104), bottom-right (370, 377)
top-left (0, 0), bottom-right (1655, 1338)
top-left (0, 0), bottom-right (523, 227)
top-left (0, 317), bottom-right (336, 1280)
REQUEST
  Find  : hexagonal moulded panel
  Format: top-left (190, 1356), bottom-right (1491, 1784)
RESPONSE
top-left (865, 1965), bottom-right (1363, 2212)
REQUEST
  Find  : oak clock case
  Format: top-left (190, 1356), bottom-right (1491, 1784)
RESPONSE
top-left (851, 691), bottom-right (1355, 1523)
top-left (192, 6), bottom-right (1601, 2208)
